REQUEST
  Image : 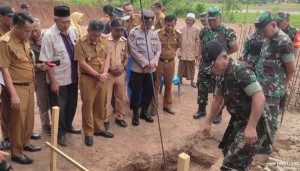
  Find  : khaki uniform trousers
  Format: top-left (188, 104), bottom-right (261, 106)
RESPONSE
top-left (80, 74), bottom-right (106, 136)
top-left (105, 72), bottom-right (126, 122)
top-left (151, 60), bottom-right (175, 110)
top-left (2, 83), bottom-right (34, 157)
top-left (0, 92), bottom-right (9, 139)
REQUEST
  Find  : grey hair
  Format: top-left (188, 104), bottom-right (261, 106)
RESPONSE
top-left (88, 19), bottom-right (104, 32)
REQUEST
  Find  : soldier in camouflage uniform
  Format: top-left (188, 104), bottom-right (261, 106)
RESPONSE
top-left (202, 40), bottom-right (268, 171)
top-left (239, 31), bottom-right (264, 68)
top-left (254, 11), bottom-right (296, 154)
top-left (276, 12), bottom-right (300, 59)
top-left (193, 6), bottom-right (238, 124)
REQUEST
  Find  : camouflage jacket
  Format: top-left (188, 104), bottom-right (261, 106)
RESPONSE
top-left (199, 24), bottom-right (237, 72)
top-left (256, 30), bottom-right (294, 103)
top-left (282, 24), bottom-right (298, 42)
top-left (215, 58), bottom-right (262, 120)
top-left (239, 32), bottom-right (264, 68)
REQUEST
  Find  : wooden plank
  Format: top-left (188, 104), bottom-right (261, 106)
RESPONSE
top-left (50, 106), bottom-right (59, 171)
top-left (177, 152), bottom-right (190, 171)
top-left (46, 142), bottom-right (89, 171)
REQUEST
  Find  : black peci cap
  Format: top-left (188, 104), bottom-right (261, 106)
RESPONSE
top-left (0, 5), bottom-right (16, 16)
top-left (110, 19), bottom-right (126, 30)
top-left (54, 5), bottom-right (70, 17)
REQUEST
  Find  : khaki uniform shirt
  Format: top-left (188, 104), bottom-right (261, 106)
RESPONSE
top-left (0, 31), bottom-right (34, 83)
top-left (125, 14), bottom-right (141, 34)
top-left (158, 28), bottom-right (181, 60)
top-left (0, 27), bottom-right (9, 86)
top-left (154, 12), bottom-right (165, 30)
top-left (107, 34), bottom-right (129, 69)
top-left (177, 25), bottom-right (200, 61)
top-left (74, 34), bottom-right (108, 74)
top-left (128, 25), bottom-right (161, 73)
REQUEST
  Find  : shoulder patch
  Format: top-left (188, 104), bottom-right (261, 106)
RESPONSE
top-left (3, 36), bottom-right (10, 43)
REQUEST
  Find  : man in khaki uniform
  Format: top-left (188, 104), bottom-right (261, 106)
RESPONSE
top-left (105, 19), bottom-right (129, 129)
top-left (123, 3), bottom-right (141, 34)
top-left (0, 5), bottom-right (14, 150)
top-left (75, 19), bottom-right (114, 147)
top-left (0, 13), bottom-right (41, 165)
top-left (150, 15), bottom-right (181, 116)
top-left (152, 2), bottom-right (165, 30)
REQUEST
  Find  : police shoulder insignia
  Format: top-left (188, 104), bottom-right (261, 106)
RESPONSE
top-left (129, 33), bottom-right (135, 41)
top-left (3, 36), bottom-right (10, 43)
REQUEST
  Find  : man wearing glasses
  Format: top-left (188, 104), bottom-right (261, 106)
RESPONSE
top-left (194, 6), bottom-right (238, 124)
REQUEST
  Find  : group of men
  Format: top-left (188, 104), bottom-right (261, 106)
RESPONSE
top-left (0, 1), bottom-right (299, 171)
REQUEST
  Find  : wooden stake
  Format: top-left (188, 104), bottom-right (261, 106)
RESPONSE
top-left (177, 152), bottom-right (190, 171)
top-left (50, 106), bottom-right (59, 171)
top-left (46, 142), bottom-right (89, 171)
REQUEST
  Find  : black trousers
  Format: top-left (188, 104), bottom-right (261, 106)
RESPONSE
top-left (129, 71), bottom-right (155, 111)
top-left (48, 82), bottom-right (78, 137)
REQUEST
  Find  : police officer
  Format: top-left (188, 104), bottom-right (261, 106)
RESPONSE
top-left (194, 6), bottom-right (238, 123)
top-left (239, 30), bottom-right (264, 68)
top-left (104, 19), bottom-right (129, 129)
top-left (0, 13), bottom-right (41, 164)
top-left (199, 12), bottom-right (208, 27)
top-left (150, 15), bottom-right (181, 115)
top-left (276, 12), bottom-right (300, 60)
top-left (128, 9), bottom-right (161, 126)
top-left (75, 19), bottom-right (114, 147)
top-left (254, 11), bottom-right (296, 154)
top-left (152, 3), bottom-right (165, 30)
top-left (0, 5), bottom-right (15, 150)
top-left (202, 40), bottom-right (267, 170)
top-left (123, 3), bottom-right (141, 34)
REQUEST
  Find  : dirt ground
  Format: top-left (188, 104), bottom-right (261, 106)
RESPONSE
top-left (0, 1), bottom-right (299, 170)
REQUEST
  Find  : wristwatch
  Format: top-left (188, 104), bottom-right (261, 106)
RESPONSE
top-left (95, 73), bottom-right (100, 80)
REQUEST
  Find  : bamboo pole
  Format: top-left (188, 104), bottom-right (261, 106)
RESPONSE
top-left (46, 142), bottom-right (89, 171)
top-left (50, 106), bottom-right (59, 171)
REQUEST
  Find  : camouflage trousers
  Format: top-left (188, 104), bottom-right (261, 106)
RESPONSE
top-left (219, 112), bottom-right (271, 170)
top-left (196, 71), bottom-right (216, 105)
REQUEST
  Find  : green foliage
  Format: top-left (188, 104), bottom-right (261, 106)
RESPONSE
top-left (165, 1), bottom-right (206, 18)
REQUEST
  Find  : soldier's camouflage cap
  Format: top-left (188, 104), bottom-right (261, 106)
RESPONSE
top-left (202, 40), bottom-right (225, 70)
top-left (275, 12), bottom-right (289, 21)
top-left (254, 11), bottom-right (273, 31)
top-left (208, 6), bottom-right (221, 19)
top-left (199, 12), bottom-right (208, 20)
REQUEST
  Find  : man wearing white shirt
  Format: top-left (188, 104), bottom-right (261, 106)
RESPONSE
top-left (40, 6), bottom-right (81, 147)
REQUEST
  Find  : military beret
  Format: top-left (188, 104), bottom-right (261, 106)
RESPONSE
top-left (141, 9), bottom-right (155, 22)
top-left (202, 40), bottom-right (225, 70)
top-left (275, 12), bottom-right (289, 21)
top-left (254, 11), bottom-right (273, 31)
top-left (199, 12), bottom-right (208, 20)
top-left (54, 5), bottom-right (70, 17)
top-left (208, 6), bottom-right (221, 19)
top-left (0, 5), bottom-right (15, 16)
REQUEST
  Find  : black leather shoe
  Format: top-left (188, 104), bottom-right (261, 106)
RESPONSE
top-left (0, 160), bottom-right (12, 171)
top-left (140, 113), bottom-right (154, 123)
top-left (66, 127), bottom-right (82, 134)
top-left (150, 109), bottom-right (157, 116)
top-left (43, 126), bottom-right (51, 136)
top-left (104, 122), bottom-right (109, 131)
top-left (58, 136), bottom-right (67, 147)
top-left (193, 111), bottom-right (206, 119)
top-left (94, 131), bottom-right (114, 138)
top-left (213, 113), bottom-right (222, 124)
top-left (115, 119), bottom-right (127, 127)
top-left (84, 136), bottom-right (93, 147)
top-left (0, 138), bottom-right (10, 151)
top-left (24, 145), bottom-right (42, 152)
top-left (257, 145), bottom-right (272, 154)
top-left (163, 107), bottom-right (175, 115)
top-left (11, 155), bottom-right (33, 164)
top-left (30, 132), bottom-right (41, 140)
top-left (132, 115), bottom-right (139, 126)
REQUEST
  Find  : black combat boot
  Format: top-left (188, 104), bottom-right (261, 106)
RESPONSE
top-left (140, 107), bottom-right (154, 123)
top-left (132, 109), bottom-right (139, 126)
top-left (193, 103), bottom-right (206, 119)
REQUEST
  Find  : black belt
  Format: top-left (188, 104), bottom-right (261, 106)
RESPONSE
top-left (159, 58), bottom-right (174, 62)
top-left (13, 82), bottom-right (30, 86)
